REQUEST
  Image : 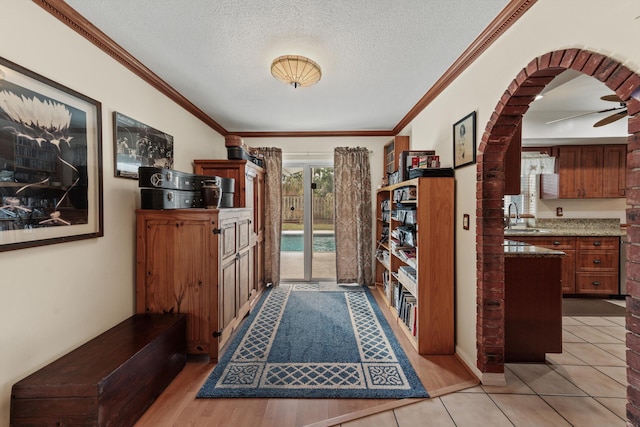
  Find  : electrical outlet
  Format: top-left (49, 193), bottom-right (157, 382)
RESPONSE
top-left (556, 207), bottom-right (563, 217)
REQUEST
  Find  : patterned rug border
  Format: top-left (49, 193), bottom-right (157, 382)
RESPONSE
top-left (197, 284), bottom-right (429, 399)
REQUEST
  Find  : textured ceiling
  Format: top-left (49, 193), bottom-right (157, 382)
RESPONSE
top-left (63, 0), bottom-right (511, 134)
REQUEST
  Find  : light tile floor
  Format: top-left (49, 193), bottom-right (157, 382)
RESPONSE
top-left (338, 309), bottom-right (628, 427)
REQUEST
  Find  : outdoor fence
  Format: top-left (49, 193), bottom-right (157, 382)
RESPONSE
top-left (282, 194), bottom-right (334, 224)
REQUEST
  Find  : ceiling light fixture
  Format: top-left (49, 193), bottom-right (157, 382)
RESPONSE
top-left (270, 55), bottom-right (322, 88)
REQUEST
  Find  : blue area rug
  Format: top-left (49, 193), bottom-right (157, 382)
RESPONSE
top-left (197, 283), bottom-right (428, 399)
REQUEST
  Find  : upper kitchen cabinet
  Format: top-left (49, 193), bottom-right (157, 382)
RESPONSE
top-left (540, 144), bottom-right (626, 199)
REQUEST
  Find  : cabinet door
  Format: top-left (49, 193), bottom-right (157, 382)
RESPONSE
top-left (578, 145), bottom-right (603, 198)
top-left (560, 250), bottom-right (576, 294)
top-left (221, 219), bottom-right (237, 259)
top-left (141, 219), bottom-right (210, 354)
top-left (220, 256), bottom-right (237, 344)
top-left (603, 145), bottom-right (626, 198)
top-left (237, 249), bottom-right (251, 309)
top-left (256, 238), bottom-right (265, 290)
top-left (554, 146), bottom-right (581, 198)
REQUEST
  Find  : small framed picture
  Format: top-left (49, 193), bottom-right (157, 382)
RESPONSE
top-left (453, 111), bottom-right (476, 169)
top-left (113, 112), bottom-right (174, 179)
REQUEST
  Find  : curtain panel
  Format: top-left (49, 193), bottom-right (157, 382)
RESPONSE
top-left (334, 147), bottom-right (373, 285)
top-left (254, 147), bottom-right (282, 286)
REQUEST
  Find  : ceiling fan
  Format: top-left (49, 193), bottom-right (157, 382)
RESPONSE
top-left (546, 94), bottom-right (627, 127)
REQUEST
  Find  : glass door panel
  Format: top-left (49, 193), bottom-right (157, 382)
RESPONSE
top-left (311, 166), bottom-right (335, 280)
top-left (280, 163), bottom-right (335, 281)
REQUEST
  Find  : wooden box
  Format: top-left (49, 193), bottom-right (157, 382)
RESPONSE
top-left (11, 314), bottom-right (187, 427)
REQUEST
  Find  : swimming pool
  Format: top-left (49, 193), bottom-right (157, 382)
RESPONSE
top-left (281, 233), bottom-right (335, 252)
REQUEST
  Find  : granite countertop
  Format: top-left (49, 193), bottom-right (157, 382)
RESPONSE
top-left (503, 218), bottom-right (625, 237)
top-left (503, 240), bottom-right (566, 258)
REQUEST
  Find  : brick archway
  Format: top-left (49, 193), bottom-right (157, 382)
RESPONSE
top-left (476, 49), bottom-right (640, 423)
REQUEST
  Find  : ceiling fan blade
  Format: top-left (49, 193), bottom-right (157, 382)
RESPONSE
top-left (601, 94), bottom-right (623, 103)
top-left (593, 109), bottom-right (628, 127)
top-left (546, 106), bottom-right (624, 125)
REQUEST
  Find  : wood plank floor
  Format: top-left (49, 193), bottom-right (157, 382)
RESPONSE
top-left (134, 287), bottom-right (478, 427)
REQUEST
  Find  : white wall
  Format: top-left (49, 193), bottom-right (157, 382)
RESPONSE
top-left (0, 2), bottom-right (226, 424)
top-left (3, 1), bottom-right (639, 422)
top-left (402, 0), bottom-right (640, 379)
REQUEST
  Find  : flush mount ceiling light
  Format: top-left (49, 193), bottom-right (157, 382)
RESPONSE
top-left (270, 55), bottom-right (322, 88)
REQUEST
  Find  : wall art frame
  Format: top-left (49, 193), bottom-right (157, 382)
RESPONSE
top-left (113, 111), bottom-right (173, 179)
top-left (0, 56), bottom-right (103, 252)
top-left (453, 111), bottom-right (476, 169)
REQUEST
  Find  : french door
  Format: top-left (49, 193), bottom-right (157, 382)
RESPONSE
top-left (280, 162), bottom-right (335, 281)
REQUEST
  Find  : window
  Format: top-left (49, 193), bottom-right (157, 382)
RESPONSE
top-left (504, 174), bottom-right (537, 225)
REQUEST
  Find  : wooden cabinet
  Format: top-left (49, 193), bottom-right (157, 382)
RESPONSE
top-left (603, 145), bottom-right (627, 198)
top-left (507, 235), bottom-right (619, 296)
top-left (505, 254), bottom-right (562, 362)
top-left (383, 136), bottom-right (410, 176)
top-left (375, 177), bottom-right (454, 355)
top-left (136, 208), bottom-right (253, 361)
top-left (509, 236), bottom-right (576, 293)
top-left (575, 236), bottom-right (619, 295)
top-left (194, 159), bottom-right (266, 290)
top-left (541, 144), bottom-right (626, 199)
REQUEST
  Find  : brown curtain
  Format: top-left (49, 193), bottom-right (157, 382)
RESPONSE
top-left (254, 147), bottom-right (282, 286)
top-left (334, 147), bottom-right (373, 285)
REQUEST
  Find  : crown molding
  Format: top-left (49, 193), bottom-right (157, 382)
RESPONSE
top-left (235, 130), bottom-right (395, 138)
top-left (34, 0), bottom-right (535, 138)
top-left (32, 0), bottom-right (228, 136)
top-left (393, 0), bottom-right (537, 135)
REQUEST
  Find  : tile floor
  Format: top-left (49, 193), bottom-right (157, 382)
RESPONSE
top-left (339, 306), bottom-right (628, 427)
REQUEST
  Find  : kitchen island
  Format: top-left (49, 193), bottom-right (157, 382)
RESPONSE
top-left (504, 218), bottom-right (624, 296)
top-left (504, 240), bottom-right (565, 362)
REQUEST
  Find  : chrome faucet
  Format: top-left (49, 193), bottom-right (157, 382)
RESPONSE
top-left (506, 202), bottom-right (519, 229)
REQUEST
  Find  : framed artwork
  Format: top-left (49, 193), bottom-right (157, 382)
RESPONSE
top-left (453, 111), bottom-right (476, 169)
top-left (113, 111), bottom-right (173, 179)
top-left (0, 57), bottom-right (103, 252)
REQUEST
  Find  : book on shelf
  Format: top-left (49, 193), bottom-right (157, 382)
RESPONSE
top-left (395, 248), bottom-right (416, 268)
top-left (396, 287), bottom-right (418, 336)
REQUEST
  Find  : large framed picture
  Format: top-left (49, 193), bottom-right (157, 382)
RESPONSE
top-left (113, 112), bottom-right (173, 179)
top-left (453, 111), bottom-right (476, 169)
top-left (0, 57), bottom-right (103, 252)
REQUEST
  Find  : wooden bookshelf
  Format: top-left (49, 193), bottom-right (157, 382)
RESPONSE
top-left (375, 177), bottom-right (454, 355)
top-left (383, 136), bottom-right (410, 176)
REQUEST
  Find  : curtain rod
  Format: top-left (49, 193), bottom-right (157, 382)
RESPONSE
top-left (284, 150), bottom-right (374, 155)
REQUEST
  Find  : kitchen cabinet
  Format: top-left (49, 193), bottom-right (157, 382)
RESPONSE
top-left (540, 144), bottom-right (626, 199)
top-left (509, 236), bottom-right (576, 293)
top-left (507, 235), bottom-right (619, 296)
top-left (505, 251), bottom-right (563, 362)
top-left (194, 159), bottom-right (266, 290)
top-left (375, 177), bottom-right (454, 355)
top-left (135, 208), bottom-right (253, 361)
top-left (575, 236), bottom-right (619, 295)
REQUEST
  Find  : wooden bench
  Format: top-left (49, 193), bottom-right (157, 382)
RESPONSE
top-left (11, 314), bottom-right (187, 427)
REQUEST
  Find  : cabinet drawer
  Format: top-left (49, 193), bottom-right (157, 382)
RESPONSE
top-left (510, 236), bottom-right (575, 250)
top-left (576, 273), bottom-right (618, 294)
top-left (576, 251), bottom-right (618, 272)
top-left (576, 237), bottom-right (619, 251)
